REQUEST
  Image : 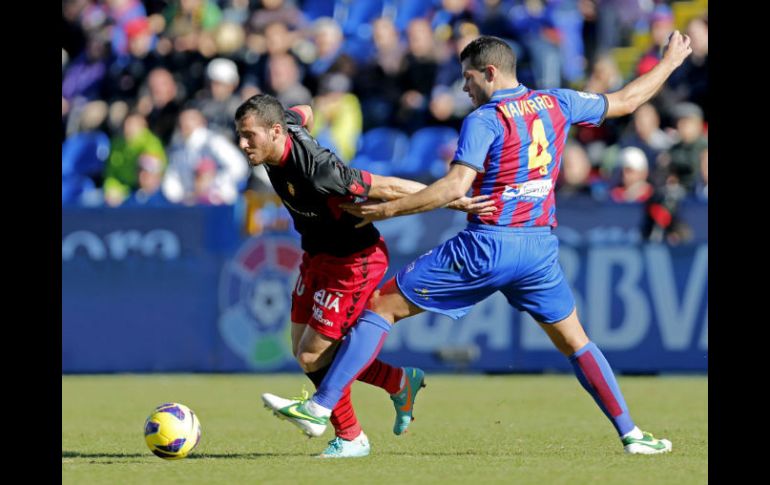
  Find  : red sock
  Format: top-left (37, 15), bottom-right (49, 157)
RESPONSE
top-left (357, 359), bottom-right (404, 395)
top-left (330, 386), bottom-right (361, 440)
top-left (306, 367), bottom-right (361, 440)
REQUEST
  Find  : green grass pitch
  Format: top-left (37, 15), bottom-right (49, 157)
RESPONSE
top-left (62, 374), bottom-right (707, 484)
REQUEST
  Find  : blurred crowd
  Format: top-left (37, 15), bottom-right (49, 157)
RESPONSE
top-left (62, 0), bottom-right (708, 243)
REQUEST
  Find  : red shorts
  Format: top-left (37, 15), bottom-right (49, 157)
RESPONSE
top-left (291, 238), bottom-right (389, 340)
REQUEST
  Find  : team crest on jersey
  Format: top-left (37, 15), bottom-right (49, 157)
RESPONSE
top-left (287, 182), bottom-right (296, 196)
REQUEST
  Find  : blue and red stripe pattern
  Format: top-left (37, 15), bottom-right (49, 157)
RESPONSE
top-left (569, 341), bottom-right (634, 435)
top-left (453, 85), bottom-right (607, 228)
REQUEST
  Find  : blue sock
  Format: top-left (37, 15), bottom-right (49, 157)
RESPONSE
top-left (312, 310), bottom-right (391, 410)
top-left (569, 341), bottom-right (635, 436)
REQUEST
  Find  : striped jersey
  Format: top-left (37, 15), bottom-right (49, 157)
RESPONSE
top-left (453, 85), bottom-right (607, 227)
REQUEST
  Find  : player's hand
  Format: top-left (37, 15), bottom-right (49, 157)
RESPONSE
top-left (447, 194), bottom-right (497, 214)
top-left (340, 200), bottom-right (392, 228)
top-left (661, 30), bottom-right (692, 69)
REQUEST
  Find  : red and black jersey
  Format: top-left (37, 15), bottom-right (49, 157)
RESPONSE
top-left (264, 108), bottom-right (378, 256)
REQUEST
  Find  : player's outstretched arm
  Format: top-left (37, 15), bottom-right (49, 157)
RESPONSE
top-left (605, 30), bottom-right (692, 118)
top-left (367, 173), bottom-right (494, 214)
top-left (342, 164), bottom-right (481, 225)
top-left (367, 174), bottom-right (429, 201)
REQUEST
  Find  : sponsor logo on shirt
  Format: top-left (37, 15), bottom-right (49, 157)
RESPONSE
top-left (312, 305), bottom-right (335, 326)
top-left (501, 179), bottom-right (553, 201)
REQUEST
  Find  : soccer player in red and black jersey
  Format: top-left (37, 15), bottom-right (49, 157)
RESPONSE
top-left (235, 94), bottom-right (493, 457)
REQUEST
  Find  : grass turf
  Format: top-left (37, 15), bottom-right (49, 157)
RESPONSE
top-left (62, 374), bottom-right (707, 484)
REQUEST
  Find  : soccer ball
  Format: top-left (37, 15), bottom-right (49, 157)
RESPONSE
top-left (144, 402), bottom-right (202, 460)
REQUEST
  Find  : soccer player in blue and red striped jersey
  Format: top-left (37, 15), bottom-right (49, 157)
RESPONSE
top-left (263, 32), bottom-right (693, 455)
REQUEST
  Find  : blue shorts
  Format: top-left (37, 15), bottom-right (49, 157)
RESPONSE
top-left (395, 224), bottom-right (575, 324)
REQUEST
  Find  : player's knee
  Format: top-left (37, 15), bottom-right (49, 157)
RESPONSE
top-left (296, 351), bottom-right (321, 372)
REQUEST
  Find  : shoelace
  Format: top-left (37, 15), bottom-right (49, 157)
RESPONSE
top-left (325, 437), bottom-right (343, 453)
top-left (289, 387), bottom-right (310, 402)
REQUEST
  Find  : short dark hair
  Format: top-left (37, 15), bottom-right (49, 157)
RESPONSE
top-left (459, 36), bottom-right (516, 75)
top-left (235, 94), bottom-right (286, 131)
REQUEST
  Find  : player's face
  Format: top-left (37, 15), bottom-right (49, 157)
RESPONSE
top-left (461, 60), bottom-right (491, 107)
top-left (236, 115), bottom-right (277, 166)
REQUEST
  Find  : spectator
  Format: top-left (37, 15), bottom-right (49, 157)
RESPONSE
top-left (160, 0), bottom-right (223, 96)
top-left (121, 153), bottom-right (173, 206)
top-left (396, 18), bottom-right (439, 132)
top-left (213, 21), bottom-right (247, 57)
top-left (662, 16), bottom-right (708, 121)
top-left (610, 147), bottom-right (654, 203)
top-left (220, 0), bottom-right (251, 25)
top-left (162, 108), bottom-right (249, 205)
top-left (105, 0), bottom-right (151, 58)
top-left (431, 21), bottom-right (480, 127)
top-left (248, 0), bottom-right (307, 35)
top-left (658, 102), bottom-right (708, 193)
top-left (62, 0), bottom-right (89, 62)
top-left (244, 20), bottom-right (304, 89)
top-left (508, 0), bottom-right (562, 88)
top-left (642, 174), bottom-right (691, 245)
top-left (431, 0), bottom-right (475, 39)
top-left (474, 0), bottom-right (518, 40)
top-left (197, 58), bottom-right (244, 141)
top-left (305, 17), bottom-right (357, 95)
top-left (62, 33), bottom-right (109, 106)
top-left (104, 113), bottom-right (167, 207)
top-left (556, 141), bottom-right (607, 199)
top-left (311, 73), bottom-right (363, 163)
top-left (267, 53), bottom-right (313, 107)
top-left (552, 0), bottom-right (586, 85)
top-left (62, 101), bottom-right (111, 205)
top-left (164, 0), bottom-right (223, 40)
top-left (635, 4), bottom-right (674, 77)
top-left (584, 53), bottom-right (622, 94)
top-left (618, 102), bottom-right (674, 174)
top-left (581, 0), bottom-right (645, 66)
top-left (355, 16), bottom-right (406, 129)
top-left (137, 67), bottom-right (182, 146)
top-left (104, 17), bottom-right (165, 104)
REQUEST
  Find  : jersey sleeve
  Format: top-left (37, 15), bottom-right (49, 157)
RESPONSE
top-left (285, 107), bottom-right (305, 127)
top-left (451, 109), bottom-right (500, 172)
top-left (551, 89), bottom-right (608, 127)
top-left (310, 159), bottom-right (372, 198)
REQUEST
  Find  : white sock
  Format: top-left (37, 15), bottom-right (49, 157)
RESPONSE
top-left (306, 398), bottom-right (332, 418)
top-left (622, 426), bottom-right (643, 440)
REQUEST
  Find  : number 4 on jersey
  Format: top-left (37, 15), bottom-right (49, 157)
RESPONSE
top-left (528, 119), bottom-right (552, 176)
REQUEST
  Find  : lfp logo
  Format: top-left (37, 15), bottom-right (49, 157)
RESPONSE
top-left (218, 234), bottom-right (302, 370)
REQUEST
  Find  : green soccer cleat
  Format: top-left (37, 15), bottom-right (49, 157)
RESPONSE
top-left (318, 432), bottom-right (371, 458)
top-left (622, 431), bottom-right (673, 454)
top-left (390, 367), bottom-right (426, 435)
top-left (261, 391), bottom-right (329, 438)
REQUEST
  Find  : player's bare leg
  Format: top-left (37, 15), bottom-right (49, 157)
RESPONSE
top-left (539, 309), bottom-right (672, 454)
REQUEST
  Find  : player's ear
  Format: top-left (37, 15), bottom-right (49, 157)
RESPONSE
top-left (484, 64), bottom-right (496, 82)
top-left (270, 123), bottom-right (282, 141)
